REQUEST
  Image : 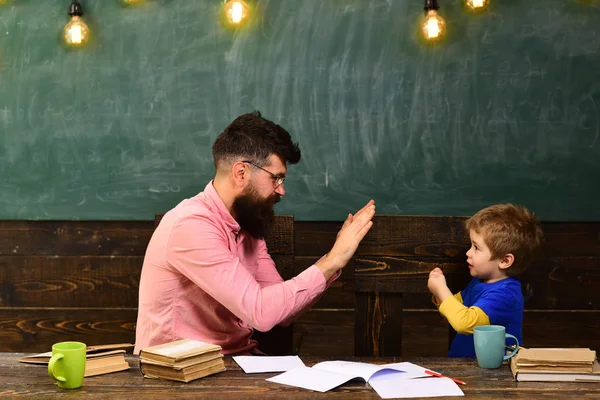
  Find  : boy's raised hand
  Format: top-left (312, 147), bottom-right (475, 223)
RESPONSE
top-left (427, 267), bottom-right (447, 294)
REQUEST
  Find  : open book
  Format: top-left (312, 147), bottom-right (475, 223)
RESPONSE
top-left (19, 343), bottom-right (133, 377)
top-left (266, 360), bottom-right (431, 392)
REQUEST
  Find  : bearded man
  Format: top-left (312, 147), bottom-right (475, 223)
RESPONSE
top-left (134, 111), bottom-right (375, 355)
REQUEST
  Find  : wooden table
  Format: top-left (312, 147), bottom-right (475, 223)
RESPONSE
top-left (1, 353), bottom-right (599, 399)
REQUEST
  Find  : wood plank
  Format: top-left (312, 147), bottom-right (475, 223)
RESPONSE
top-left (355, 255), bottom-right (600, 309)
top-left (265, 215), bottom-right (294, 255)
top-left (402, 310), bottom-right (450, 357)
top-left (542, 222), bottom-right (600, 257)
top-left (355, 292), bottom-right (403, 357)
top-left (357, 215), bottom-right (469, 257)
top-left (294, 309), bottom-right (354, 357)
top-left (155, 214), bottom-right (294, 255)
top-left (521, 256), bottom-right (600, 309)
top-left (296, 218), bottom-right (600, 258)
top-left (0, 255), bottom-right (293, 307)
top-left (0, 220), bottom-right (154, 256)
top-left (354, 256), bottom-right (468, 293)
top-left (294, 221), bottom-right (340, 256)
top-left (0, 256), bottom-right (142, 307)
top-left (0, 308), bottom-right (137, 352)
top-left (523, 310), bottom-right (600, 351)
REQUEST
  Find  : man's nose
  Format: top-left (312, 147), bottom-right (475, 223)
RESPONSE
top-left (275, 183), bottom-right (285, 196)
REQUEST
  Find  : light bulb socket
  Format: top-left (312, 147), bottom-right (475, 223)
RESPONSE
top-left (68, 1), bottom-right (84, 17)
top-left (424, 0), bottom-right (439, 12)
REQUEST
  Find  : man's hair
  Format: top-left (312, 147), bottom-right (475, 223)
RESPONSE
top-left (212, 111), bottom-right (301, 169)
top-left (465, 203), bottom-right (543, 276)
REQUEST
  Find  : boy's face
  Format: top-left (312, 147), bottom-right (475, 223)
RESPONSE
top-left (466, 229), bottom-right (506, 283)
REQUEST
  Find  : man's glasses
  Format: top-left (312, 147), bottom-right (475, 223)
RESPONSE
top-left (242, 160), bottom-right (286, 188)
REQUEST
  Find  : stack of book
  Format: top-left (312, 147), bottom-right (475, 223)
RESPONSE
top-left (510, 348), bottom-right (600, 382)
top-left (139, 338), bottom-right (225, 383)
top-left (19, 343), bottom-right (132, 377)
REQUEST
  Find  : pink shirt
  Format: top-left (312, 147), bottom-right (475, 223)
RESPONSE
top-left (134, 181), bottom-right (337, 355)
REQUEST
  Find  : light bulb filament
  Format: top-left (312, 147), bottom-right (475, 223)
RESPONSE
top-left (425, 18), bottom-right (440, 38)
top-left (230, 2), bottom-right (244, 23)
top-left (69, 22), bottom-right (83, 44)
top-left (466, 0), bottom-right (489, 10)
top-left (64, 15), bottom-right (90, 47)
top-left (422, 10), bottom-right (445, 40)
top-left (224, 0), bottom-right (248, 25)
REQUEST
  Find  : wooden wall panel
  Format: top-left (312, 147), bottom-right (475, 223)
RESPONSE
top-left (294, 310), bottom-right (354, 357)
top-left (0, 218), bottom-right (598, 357)
top-left (355, 292), bottom-right (403, 357)
top-left (0, 221), bottom-right (154, 256)
top-left (294, 222), bottom-right (339, 256)
top-left (0, 255), bottom-right (292, 308)
top-left (0, 256), bottom-right (142, 307)
top-left (523, 311), bottom-right (600, 350)
top-left (402, 310), bottom-right (450, 357)
top-left (0, 308), bottom-right (137, 352)
top-left (357, 216), bottom-right (469, 257)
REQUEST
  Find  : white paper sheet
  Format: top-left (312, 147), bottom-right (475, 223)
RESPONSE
top-left (312, 360), bottom-right (409, 381)
top-left (266, 361), bottom-right (411, 392)
top-left (266, 366), bottom-right (363, 392)
top-left (369, 376), bottom-right (465, 399)
top-left (232, 355), bottom-right (305, 373)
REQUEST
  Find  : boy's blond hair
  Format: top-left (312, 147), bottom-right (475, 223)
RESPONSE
top-left (465, 204), bottom-right (543, 276)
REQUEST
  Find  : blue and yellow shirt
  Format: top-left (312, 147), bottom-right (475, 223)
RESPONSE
top-left (438, 277), bottom-right (524, 357)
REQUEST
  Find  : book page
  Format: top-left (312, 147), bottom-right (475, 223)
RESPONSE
top-left (312, 360), bottom-right (407, 382)
top-left (233, 355), bottom-right (305, 373)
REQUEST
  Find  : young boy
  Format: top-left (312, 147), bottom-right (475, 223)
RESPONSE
top-left (427, 204), bottom-right (543, 357)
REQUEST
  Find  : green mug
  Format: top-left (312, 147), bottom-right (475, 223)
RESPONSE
top-left (48, 341), bottom-right (86, 389)
top-left (473, 325), bottom-right (519, 369)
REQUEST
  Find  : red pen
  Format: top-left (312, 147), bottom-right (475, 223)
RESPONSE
top-left (425, 369), bottom-right (467, 385)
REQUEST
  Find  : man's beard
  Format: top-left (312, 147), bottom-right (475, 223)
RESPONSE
top-left (232, 184), bottom-right (280, 239)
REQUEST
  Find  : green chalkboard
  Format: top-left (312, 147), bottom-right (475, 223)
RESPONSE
top-left (0, 0), bottom-right (599, 220)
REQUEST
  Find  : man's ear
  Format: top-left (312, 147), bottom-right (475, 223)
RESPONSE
top-left (232, 161), bottom-right (248, 188)
top-left (499, 253), bottom-right (515, 270)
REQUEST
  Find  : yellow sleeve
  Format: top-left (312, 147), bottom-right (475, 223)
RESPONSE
top-left (438, 295), bottom-right (490, 334)
top-left (432, 292), bottom-right (463, 307)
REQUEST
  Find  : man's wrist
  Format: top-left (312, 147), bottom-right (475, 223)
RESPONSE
top-left (315, 254), bottom-right (340, 280)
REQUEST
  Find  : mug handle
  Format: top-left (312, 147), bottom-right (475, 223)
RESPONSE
top-left (48, 353), bottom-right (67, 382)
top-left (503, 334), bottom-right (519, 361)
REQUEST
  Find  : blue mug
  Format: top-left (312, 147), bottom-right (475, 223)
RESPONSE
top-left (473, 325), bottom-right (519, 369)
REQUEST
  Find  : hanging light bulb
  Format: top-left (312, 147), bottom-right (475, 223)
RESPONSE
top-left (223, 0), bottom-right (249, 25)
top-left (422, 0), bottom-right (446, 41)
top-left (63, 0), bottom-right (90, 47)
top-left (465, 0), bottom-right (490, 11)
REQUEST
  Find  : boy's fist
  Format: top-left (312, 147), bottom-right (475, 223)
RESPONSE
top-left (427, 267), bottom-right (447, 294)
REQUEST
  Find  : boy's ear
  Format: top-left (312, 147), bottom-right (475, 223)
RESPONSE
top-left (499, 253), bottom-right (515, 270)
